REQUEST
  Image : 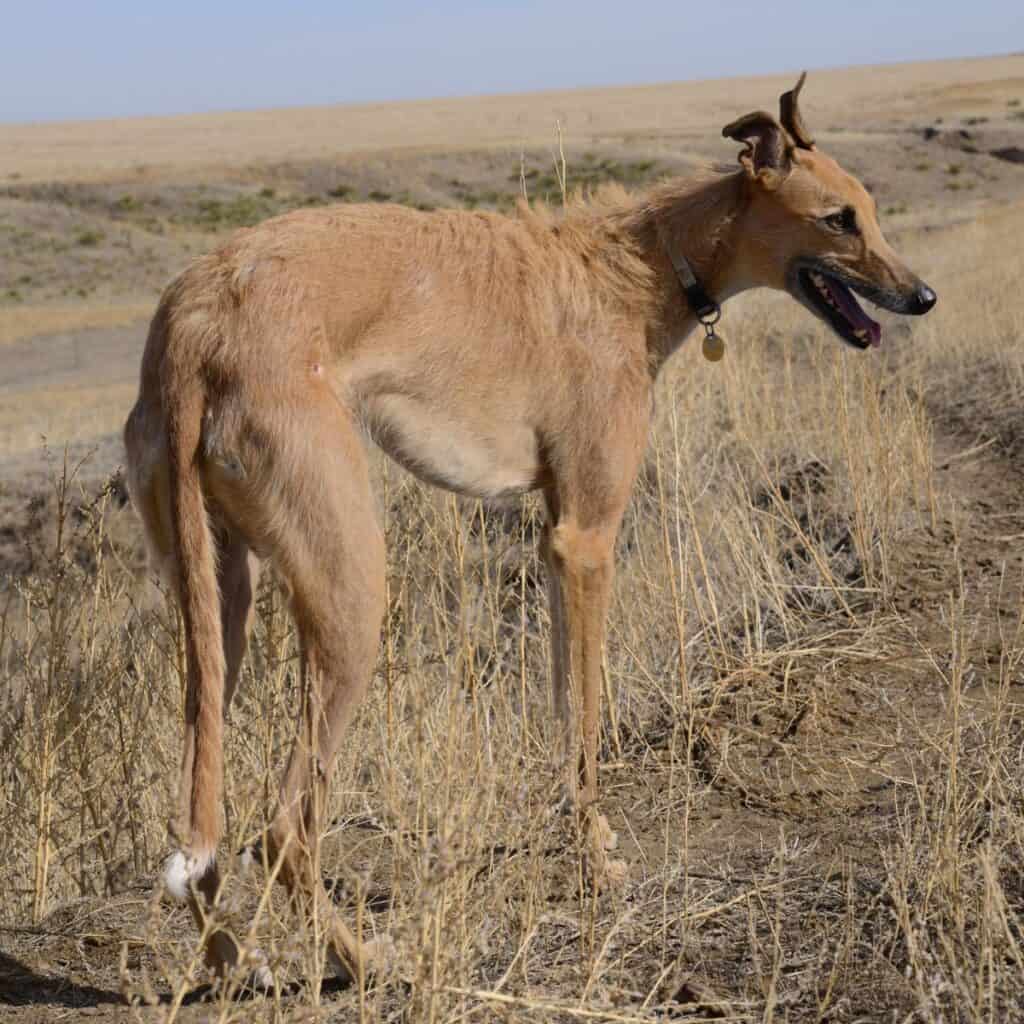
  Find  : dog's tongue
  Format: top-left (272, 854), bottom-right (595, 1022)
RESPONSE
top-left (826, 278), bottom-right (882, 347)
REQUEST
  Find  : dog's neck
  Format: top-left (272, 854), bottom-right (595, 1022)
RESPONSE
top-left (617, 170), bottom-right (749, 369)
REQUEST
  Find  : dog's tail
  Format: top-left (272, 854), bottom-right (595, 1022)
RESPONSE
top-left (169, 374), bottom-right (224, 863)
top-left (140, 294), bottom-right (226, 894)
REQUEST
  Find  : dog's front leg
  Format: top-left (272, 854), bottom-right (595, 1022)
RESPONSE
top-left (544, 514), bottom-right (628, 890)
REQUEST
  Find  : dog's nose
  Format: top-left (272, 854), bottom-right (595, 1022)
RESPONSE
top-left (910, 283), bottom-right (937, 315)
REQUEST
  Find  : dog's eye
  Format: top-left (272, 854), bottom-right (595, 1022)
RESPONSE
top-left (823, 207), bottom-right (858, 234)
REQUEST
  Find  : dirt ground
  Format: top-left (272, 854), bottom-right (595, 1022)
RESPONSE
top-left (2, 54), bottom-right (1024, 1023)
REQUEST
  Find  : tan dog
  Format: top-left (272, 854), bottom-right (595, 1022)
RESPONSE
top-left (123, 74), bottom-right (935, 985)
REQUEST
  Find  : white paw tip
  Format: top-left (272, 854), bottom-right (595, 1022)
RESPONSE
top-left (162, 849), bottom-right (214, 901)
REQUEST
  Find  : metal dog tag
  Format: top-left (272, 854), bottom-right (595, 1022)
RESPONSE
top-left (702, 329), bottom-right (725, 362)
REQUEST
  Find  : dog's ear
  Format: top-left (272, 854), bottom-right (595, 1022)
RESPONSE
top-left (780, 71), bottom-right (815, 150)
top-left (721, 111), bottom-right (792, 185)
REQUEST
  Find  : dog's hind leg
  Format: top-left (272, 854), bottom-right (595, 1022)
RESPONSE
top-left (268, 418), bottom-right (386, 983)
top-left (208, 387), bottom-right (387, 986)
top-left (215, 527), bottom-right (260, 713)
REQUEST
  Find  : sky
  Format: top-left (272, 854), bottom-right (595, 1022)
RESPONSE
top-left (1, 1), bottom-right (1018, 123)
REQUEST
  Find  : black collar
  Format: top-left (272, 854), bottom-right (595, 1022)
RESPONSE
top-left (665, 244), bottom-right (720, 324)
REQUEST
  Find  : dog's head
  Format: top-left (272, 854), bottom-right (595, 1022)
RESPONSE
top-left (722, 73), bottom-right (936, 349)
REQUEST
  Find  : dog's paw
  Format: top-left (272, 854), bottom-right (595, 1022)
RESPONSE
top-left (584, 813), bottom-right (628, 891)
top-left (582, 848), bottom-right (629, 892)
top-left (326, 934), bottom-right (394, 986)
top-left (242, 947), bottom-right (275, 992)
top-left (601, 857), bottom-right (629, 889)
top-left (362, 934), bottom-right (396, 975)
top-left (592, 812), bottom-right (619, 852)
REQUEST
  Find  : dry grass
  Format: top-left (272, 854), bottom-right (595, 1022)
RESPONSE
top-left (3, 192), bottom-right (1024, 1022)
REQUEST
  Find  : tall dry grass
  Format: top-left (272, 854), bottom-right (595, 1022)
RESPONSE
top-left (2, 201), bottom-right (1024, 1022)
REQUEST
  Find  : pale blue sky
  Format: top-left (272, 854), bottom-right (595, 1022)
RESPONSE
top-left (2, 2), bottom-right (1018, 123)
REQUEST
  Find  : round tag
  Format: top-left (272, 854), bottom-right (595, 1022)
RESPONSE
top-left (702, 331), bottom-right (725, 362)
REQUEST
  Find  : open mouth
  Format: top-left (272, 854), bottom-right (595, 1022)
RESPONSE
top-left (796, 267), bottom-right (882, 350)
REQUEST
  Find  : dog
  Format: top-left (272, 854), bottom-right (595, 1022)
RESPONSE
top-left (123, 72), bottom-right (936, 984)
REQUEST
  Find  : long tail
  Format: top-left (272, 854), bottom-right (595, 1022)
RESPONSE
top-left (164, 336), bottom-right (225, 876)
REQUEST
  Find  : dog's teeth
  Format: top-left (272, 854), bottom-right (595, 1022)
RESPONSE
top-left (809, 271), bottom-right (841, 313)
top-left (853, 328), bottom-right (867, 338)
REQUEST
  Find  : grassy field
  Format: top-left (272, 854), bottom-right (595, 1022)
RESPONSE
top-left (2, 55), bottom-right (1024, 1023)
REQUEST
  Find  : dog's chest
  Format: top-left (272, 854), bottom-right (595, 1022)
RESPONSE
top-left (359, 390), bottom-right (542, 500)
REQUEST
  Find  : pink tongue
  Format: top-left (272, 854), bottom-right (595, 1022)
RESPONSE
top-left (826, 278), bottom-right (882, 347)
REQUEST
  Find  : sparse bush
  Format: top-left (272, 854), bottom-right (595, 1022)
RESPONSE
top-left (192, 195), bottom-right (273, 229)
